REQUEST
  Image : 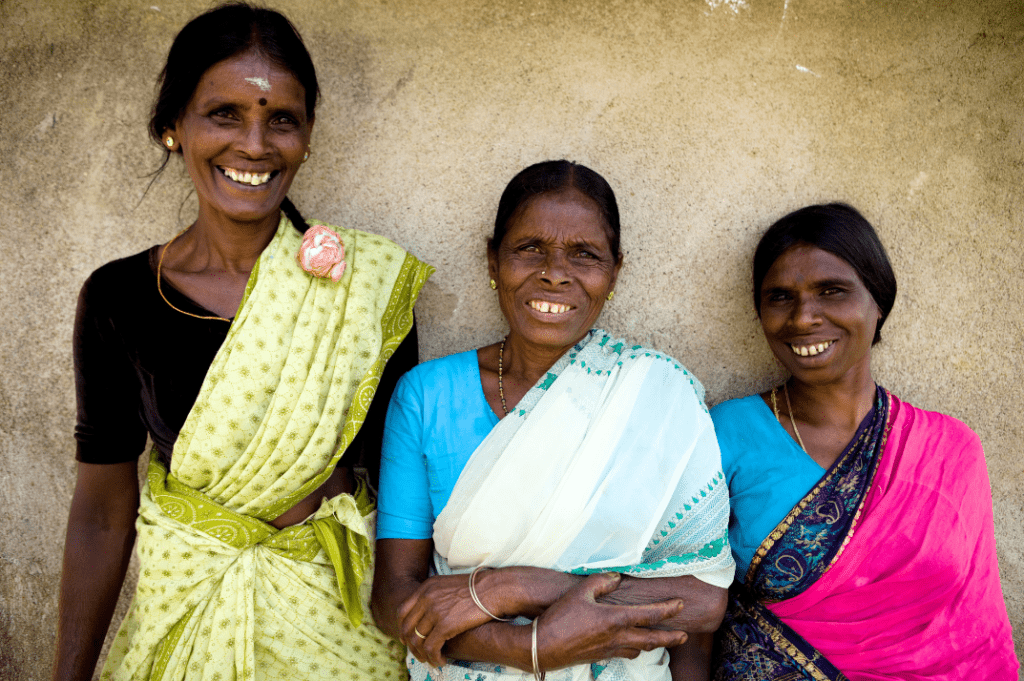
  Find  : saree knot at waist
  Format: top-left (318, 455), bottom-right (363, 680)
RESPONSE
top-left (101, 216), bottom-right (433, 681)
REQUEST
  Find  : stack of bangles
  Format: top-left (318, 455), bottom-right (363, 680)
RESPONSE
top-left (468, 565), bottom-right (546, 681)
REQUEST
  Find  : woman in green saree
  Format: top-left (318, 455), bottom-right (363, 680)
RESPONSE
top-left (52, 4), bottom-right (432, 680)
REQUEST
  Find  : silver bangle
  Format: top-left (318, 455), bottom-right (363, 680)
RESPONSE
top-left (532, 617), bottom-right (546, 680)
top-left (468, 565), bottom-right (512, 622)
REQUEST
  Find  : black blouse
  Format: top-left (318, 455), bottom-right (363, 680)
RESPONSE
top-left (73, 244), bottom-right (416, 487)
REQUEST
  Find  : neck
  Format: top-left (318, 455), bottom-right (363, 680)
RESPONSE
top-left (177, 210), bottom-right (281, 274)
top-left (787, 365), bottom-right (876, 430)
top-left (502, 333), bottom-right (583, 385)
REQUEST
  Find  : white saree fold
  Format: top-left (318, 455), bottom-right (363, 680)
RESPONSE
top-left (412, 330), bottom-right (734, 681)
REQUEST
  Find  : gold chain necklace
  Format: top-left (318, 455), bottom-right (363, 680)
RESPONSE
top-left (770, 382), bottom-right (807, 452)
top-left (497, 337), bottom-right (508, 415)
top-left (156, 226), bottom-right (231, 322)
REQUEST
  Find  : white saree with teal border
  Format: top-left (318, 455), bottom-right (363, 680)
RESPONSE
top-left (414, 330), bottom-right (734, 681)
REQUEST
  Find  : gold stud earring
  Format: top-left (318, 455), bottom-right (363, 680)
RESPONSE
top-left (165, 137), bottom-right (175, 148)
top-left (607, 291), bottom-right (615, 301)
top-left (303, 151), bottom-right (309, 162)
top-left (489, 279), bottom-right (497, 290)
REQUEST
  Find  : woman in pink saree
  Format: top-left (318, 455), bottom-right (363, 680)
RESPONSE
top-left (710, 203), bottom-right (1017, 680)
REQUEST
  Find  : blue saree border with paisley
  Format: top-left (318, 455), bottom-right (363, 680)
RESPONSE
top-left (714, 386), bottom-right (891, 681)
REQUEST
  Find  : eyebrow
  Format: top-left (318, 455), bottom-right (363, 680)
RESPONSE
top-left (762, 276), bottom-right (860, 293)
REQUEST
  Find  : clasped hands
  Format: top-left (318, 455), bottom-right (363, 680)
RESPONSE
top-left (397, 567), bottom-right (690, 670)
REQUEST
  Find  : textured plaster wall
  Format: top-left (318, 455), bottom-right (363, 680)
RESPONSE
top-left (1, 0), bottom-right (1021, 677)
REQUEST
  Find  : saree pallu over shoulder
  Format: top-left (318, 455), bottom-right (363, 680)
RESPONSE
top-left (416, 330), bottom-right (734, 681)
top-left (172, 216), bottom-right (432, 518)
top-left (102, 216), bottom-right (433, 681)
top-left (715, 390), bottom-right (1019, 681)
top-left (714, 387), bottom-right (889, 681)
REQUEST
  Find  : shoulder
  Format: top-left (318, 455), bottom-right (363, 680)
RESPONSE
top-left (892, 393), bottom-right (978, 435)
top-left (399, 349), bottom-right (478, 390)
top-left (386, 349), bottom-right (481, 429)
top-left (710, 394), bottom-right (766, 426)
top-left (594, 330), bottom-right (708, 407)
top-left (82, 248), bottom-right (154, 291)
top-left (888, 393), bottom-right (983, 461)
top-left (78, 248), bottom-right (155, 311)
top-left (308, 221), bottom-right (406, 257)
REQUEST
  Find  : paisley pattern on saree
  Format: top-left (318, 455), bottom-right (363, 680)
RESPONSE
top-left (714, 387), bottom-right (891, 681)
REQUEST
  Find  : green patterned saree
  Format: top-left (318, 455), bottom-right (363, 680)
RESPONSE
top-left (101, 216), bottom-right (432, 681)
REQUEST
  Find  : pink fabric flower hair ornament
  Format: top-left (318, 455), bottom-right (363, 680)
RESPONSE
top-left (297, 225), bottom-right (347, 282)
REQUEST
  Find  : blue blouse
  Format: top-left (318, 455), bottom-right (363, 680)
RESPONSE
top-left (377, 350), bottom-right (500, 540)
top-left (710, 395), bottom-right (825, 581)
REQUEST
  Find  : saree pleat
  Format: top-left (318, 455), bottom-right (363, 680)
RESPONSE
top-left (101, 216), bottom-right (433, 680)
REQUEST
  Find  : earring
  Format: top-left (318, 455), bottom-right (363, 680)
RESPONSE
top-left (303, 145), bottom-right (312, 162)
top-left (606, 291), bottom-right (615, 301)
top-left (165, 137), bottom-right (175, 149)
top-left (489, 279), bottom-right (497, 290)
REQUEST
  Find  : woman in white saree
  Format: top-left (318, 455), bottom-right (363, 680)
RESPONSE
top-left (371, 161), bottom-right (735, 681)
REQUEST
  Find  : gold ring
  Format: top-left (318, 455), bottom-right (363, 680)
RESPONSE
top-left (414, 627), bottom-right (427, 639)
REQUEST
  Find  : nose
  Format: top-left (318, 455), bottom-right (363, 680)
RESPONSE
top-left (792, 294), bottom-right (821, 328)
top-left (539, 250), bottom-right (571, 285)
top-left (239, 121), bottom-right (270, 157)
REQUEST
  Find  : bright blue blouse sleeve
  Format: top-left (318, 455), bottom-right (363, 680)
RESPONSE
top-left (377, 369), bottom-right (435, 540)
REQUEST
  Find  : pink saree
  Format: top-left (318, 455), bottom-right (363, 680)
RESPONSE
top-left (717, 391), bottom-right (1018, 680)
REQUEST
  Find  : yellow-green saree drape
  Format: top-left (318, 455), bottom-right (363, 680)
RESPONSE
top-left (101, 216), bottom-right (433, 680)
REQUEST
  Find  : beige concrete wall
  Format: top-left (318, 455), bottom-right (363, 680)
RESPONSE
top-left (2, 0), bottom-right (1020, 677)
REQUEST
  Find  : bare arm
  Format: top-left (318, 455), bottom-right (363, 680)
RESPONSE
top-left (668, 632), bottom-right (714, 681)
top-left (600, 575), bottom-right (727, 633)
top-left (371, 539), bottom-right (691, 670)
top-left (52, 462), bottom-right (140, 681)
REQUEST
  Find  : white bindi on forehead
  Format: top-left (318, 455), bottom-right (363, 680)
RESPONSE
top-left (244, 76), bottom-right (271, 92)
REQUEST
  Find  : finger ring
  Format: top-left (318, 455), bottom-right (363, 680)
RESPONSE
top-left (414, 627), bottom-right (427, 639)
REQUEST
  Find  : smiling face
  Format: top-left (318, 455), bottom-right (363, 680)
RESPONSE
top-left (168, 50), bottom-right (312, 229)
top-left (488, 189), bottom-right (621, 353)
top-left (758, 244), bottom-right (882, 387)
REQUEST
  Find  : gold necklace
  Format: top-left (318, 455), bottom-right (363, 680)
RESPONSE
top-left (771, 383), bottom-right (807, 452)
top-left (497, 337), bottom-right (508, 415)
top-left (156, 226), bottom-right (232, 322)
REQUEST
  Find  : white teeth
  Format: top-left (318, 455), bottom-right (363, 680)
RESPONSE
top-left (791, 340), bottom-right (832, 357)
top-left (530, 301), bottom-right (572, 314)
top-left (222, 168), bottom-right (272, 186)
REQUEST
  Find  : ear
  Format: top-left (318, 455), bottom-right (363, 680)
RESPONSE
top-left (487, 246), bottom-right (499, 282)
top-left (608, 256), bottom-right (623, 295)
top-left (162, 127), bottom-right (180, 153)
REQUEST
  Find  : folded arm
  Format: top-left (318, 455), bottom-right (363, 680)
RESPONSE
top-left (371, 538), bottom-right (723, 670)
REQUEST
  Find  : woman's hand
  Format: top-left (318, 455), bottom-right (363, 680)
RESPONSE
top-left (597, 574), bottom-right (728, 633)
top-left (399, 572), bottom-right (501, 663)
top-left (533, 572), bottom-right (690, 671)
top-left (399, 566), bottom-right (578, 665)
